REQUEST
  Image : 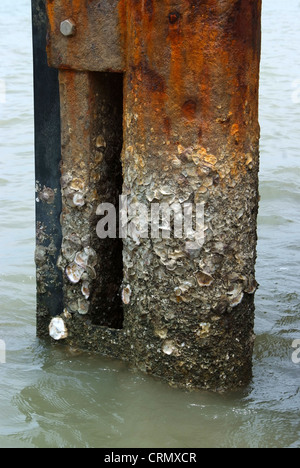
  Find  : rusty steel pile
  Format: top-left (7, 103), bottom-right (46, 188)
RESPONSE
top-left (33, 0), bottom-right (262, 391)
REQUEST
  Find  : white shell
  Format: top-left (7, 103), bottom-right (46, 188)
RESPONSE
top-left (227, 284), bottom-right (244, 308)
top-left (230, 291), bottom-right (244, 308)
top-left (122, 285), bottom-right (132, 305)
top-left (160, 185), bottom-right (174, 196)
top-left (73, 193), bottom-right (85, 207)
top-left (75, 247), bottom-right (97, 269)
top-left (162, 340), bottom-right (176, 356)
top-left (66, 262), bottom-right (85, 284)
top-left (49, 317), bottom-right (68, 341)
top-left (81, 281), bottom-right (90, 300)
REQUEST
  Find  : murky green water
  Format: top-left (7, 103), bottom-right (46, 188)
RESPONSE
top-left (0, 0), bottom-right (299, 448)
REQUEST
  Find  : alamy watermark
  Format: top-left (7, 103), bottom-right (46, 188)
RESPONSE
top-left (291, 339), bottom-right (300, 364)
top-left (96, 196), bottom-right (205, 251)
top-left (0, 79), bottom-right (6, 104)
top-left (0, 340), bottom-right (6, 364)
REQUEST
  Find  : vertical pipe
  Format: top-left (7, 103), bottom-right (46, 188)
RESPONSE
top-left (121, 0), bottom-right (261, 390)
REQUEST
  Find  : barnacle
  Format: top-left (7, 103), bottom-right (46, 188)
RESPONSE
top-left (196, 271), bottom-right (214, 287)
top-left (122, 285), bottom-right (132, 305)
top-left (66, 262), bottom-right (85, 284)
top-left (81, 281), bottom-right (90, 300)
top-left (49, 317), bottom-right (68, 341)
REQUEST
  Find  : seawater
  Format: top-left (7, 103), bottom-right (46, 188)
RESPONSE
top-left (0, 0), bottom-right (299, 448)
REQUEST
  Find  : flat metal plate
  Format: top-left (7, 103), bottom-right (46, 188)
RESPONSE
top-left (46, 0), bottom-right (124, 72)
top-left (33, 0), bottom-right (64, 332)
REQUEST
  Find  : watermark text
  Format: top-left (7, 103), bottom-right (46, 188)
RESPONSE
top-left (96, 196), bottom-right (205, 251)
top-left (0, 340), bottom-right (6, 364)
top-left (292, 339), bottom-right (300, 364)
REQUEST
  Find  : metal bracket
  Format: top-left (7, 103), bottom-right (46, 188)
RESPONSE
top-left (46, 0), bottom-right (124, 72)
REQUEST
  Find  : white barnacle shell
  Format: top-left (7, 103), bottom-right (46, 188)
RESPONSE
top-left (230, 291), bottom-right (244, 307)
top-left (81, 281), bottom-right (90, 300)
top-left (60, 172), bottom-right (73, 189)
top-left (75, 247), bottom-right (97, 269)
top-left (161, 258), bottom-right (177, 271)
top-left (174, 281), bottom-right (194, 298)
top-left (122, 285), bottom-right (132, 305)
top-left (73, 192), bottom-right (85, 207)
top-left (146, 189), bottom-right (155, 202)
top-left (84, 247), bottom-right (97, 266)
top-left (162, 340), bottom-right (176, 356)
top-left (66, 262), bottom-right (85, 284)
top-left (74, 250), bottom-right (87, 269)
top-left (49, 317), bottom-right (68, 341)
top-left (168, 249), bottom-right (185, 261)
top-left (153, 244), bottom-right (168, 261)
top-left (228, 284), bottom-right (244, 308)
top-left (160, 185), bottom-right (174, 196)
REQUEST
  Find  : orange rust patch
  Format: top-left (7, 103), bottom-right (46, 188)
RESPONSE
top-left (118, 0), bottom-right (261, 171)
top-left (46, 1), bottom-right (55, 32)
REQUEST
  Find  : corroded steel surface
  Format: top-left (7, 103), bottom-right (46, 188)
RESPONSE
top-left (46, 0), bottom-right (124, 71)
top-left (120, 0), bottom-right (261, 390)
top-left (37, 0), bottom-right (262, 391)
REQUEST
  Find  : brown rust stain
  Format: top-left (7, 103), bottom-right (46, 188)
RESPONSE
top-left (120, 0), bottom-right (169, 143)
top-left (119, 0), bottom-right (261, 175)
top-left (145, 0), bottom-right (154, 19)
top-left (182, 100), bottom-right (197, 121)
top-left (118, 0), bottom-right (128, 53)
top-left (59, 70), bottom-right (93, 169)
top-left (47, 0), bottom-right (125, 72)
top-left (137, 60), bottom-right (166, 94)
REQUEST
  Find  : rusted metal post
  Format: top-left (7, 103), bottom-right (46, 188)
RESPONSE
top-left (34, 0), bottom-right (261, 391)
top-left (120, 0), bottom-right (261, 390)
